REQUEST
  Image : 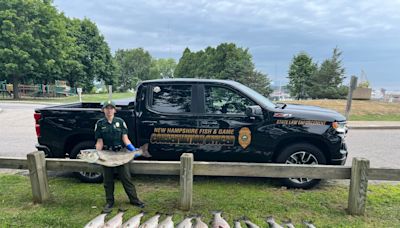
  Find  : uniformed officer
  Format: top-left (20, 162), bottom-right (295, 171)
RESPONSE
top-left (95, 100), bottom-right (145, 213)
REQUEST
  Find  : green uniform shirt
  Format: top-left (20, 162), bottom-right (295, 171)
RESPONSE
top-left (95, 117), bottom-right (128, 149)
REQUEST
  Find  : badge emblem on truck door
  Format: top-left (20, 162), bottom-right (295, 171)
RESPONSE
top-left (239, 127), bottom-right (251, 149)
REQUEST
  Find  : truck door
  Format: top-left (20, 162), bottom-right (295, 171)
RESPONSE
top-left (195, 84), bottom-right (268, 162)
top-left (137, 83), bottom-right (200, 160)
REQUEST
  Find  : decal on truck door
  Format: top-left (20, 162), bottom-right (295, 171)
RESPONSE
top-left (150, 127), bottom-right (235, 146)
top-left (238, 127), bottom-right (252, 149)
top-left (276, 119), bottom-right (326, 126)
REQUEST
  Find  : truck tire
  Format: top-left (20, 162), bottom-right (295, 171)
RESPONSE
top-left (276, 143), bottom-right (326, 189)
top-left (69, 141), bottom-right (103, 183)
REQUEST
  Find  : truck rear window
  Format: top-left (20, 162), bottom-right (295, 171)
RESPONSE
top-left (150, 85), bottom-right (192, 113)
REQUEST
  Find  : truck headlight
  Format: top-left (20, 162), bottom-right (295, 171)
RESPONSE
top-left (332, 121), bottom-right (347, 134)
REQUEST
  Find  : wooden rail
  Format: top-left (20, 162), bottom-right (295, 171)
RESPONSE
top-left (2, 157), bottom-right (399, 180)
top-left (1, 152), bottom-right (399, 215)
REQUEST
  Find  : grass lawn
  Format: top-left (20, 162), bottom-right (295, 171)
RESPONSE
top-left (0, 174), bottom-right (399, 227)
top-left (0, 92), bottom-right (134, 104)
top-left (285, 100), bottom-right (400, 121)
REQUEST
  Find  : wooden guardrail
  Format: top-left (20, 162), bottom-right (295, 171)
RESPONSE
top-left (1, 151), bottom-right (399, 215)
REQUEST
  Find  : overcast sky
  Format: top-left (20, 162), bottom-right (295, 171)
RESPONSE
top-left (54, 0), bottom-right (400, 90)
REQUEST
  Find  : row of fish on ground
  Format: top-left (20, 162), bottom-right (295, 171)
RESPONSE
top-left (84, 211), bottom-right (317, 228)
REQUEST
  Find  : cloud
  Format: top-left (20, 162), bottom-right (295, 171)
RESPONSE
top-left (54, 0), bottom-right (400, 89)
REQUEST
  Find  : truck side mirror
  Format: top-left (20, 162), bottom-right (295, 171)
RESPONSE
top-left (245, 105), bottom-right (263, 117)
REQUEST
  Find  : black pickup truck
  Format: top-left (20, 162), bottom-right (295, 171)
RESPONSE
top-left (34, 79), bottom-right (348, 188)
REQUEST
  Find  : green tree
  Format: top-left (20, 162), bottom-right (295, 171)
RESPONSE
top-left (150, 58), bottom-right (177, 79)
top-left (309, 47), bottom-right (347, 99)
top-left (174, 48), bottom-right (196, 78)
top-left (287, 52), bottom-right (317, 99)
top-left (0, 0), bottom-right (69, 99)
top-left (60, 17), bottom-right (85, 89)
top-left (73, 18), bottom-right (115, 92)
top-left (175, 43), bottom-right (272, 96)
top-left (114, 49), bottom-right (137, 91)
top-left (114, 48), bottom-right (152, 91)
top-left (210, 43), bottom-right (254, 82)
top-left (245, 70), bottom-right (273, 97)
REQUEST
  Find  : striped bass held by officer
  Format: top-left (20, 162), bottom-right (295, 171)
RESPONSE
top-left (78, 145), bottom-right (150, 167)
top-left (94, 100), bottom-right (146, 213)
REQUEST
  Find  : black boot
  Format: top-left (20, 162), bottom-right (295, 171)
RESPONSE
top-left (130, 199), bottom-right (145, 208)
top-left (102, 202), bottom-right (114, 213)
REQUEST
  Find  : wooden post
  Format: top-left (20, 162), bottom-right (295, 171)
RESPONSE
top-left (345, 76), bottom-right (358, 119)
top-left (77, 87), bottom-right (82, 102)
top-left (348, 157), bottom-right (369, 215)
top-left (27, 151), bottom-right (49, 203)
top-left (179, 153), bottom-right (193, 211)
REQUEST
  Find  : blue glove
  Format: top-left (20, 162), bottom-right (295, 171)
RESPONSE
top-left (126, 144), bottom-right (136, 152)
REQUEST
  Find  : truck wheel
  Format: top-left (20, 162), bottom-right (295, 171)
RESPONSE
top-left (276, 143), bottom-right (326, 189)
top-left (70, 141), bottom-right (103, 183)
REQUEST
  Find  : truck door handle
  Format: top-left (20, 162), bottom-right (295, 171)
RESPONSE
top-left (142, 120), bottom-right (157, 126)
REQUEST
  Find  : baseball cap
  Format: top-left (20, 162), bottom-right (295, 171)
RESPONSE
top-left (102, 100), bottom-right (116, 109)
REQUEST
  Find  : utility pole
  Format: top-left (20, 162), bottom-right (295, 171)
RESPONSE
top-left (108, 85), bottom-right (112, 100)
top-left (345, 76), bottom-right (358, 119)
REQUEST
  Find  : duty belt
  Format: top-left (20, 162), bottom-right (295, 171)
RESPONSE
top-left (103, 145), bottom-right (123, 152)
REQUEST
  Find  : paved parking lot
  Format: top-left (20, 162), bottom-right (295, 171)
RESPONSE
top-left (0, 103), bottom-right (43, 157)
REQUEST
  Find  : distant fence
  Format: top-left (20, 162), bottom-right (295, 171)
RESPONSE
top-left (0, 83), bottom-right (76, 98)
top-left (19, 84), bottom-right (76, 97)
top-left (1, 152), bottom-right (399, 215)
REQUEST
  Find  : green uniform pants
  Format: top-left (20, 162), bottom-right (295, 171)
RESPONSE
top-left (103, 163), bottom-right (139, 204)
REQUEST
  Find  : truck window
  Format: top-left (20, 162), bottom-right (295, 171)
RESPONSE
top-left (205, 85), bottom-right (255, 114)
top-left (150, 85), bottom-right (192, 113)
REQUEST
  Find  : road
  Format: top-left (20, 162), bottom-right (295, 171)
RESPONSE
top-left (0, 103), bottom-right (46, 157)
top-left (0, 102), bottom-right (399, 169)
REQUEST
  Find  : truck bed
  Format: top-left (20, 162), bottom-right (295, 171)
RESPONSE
top-left (35, 100), bottom-right (136, 158)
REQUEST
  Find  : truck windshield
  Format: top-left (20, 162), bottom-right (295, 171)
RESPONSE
top-left (233, 82), bottom-right (277, 110)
